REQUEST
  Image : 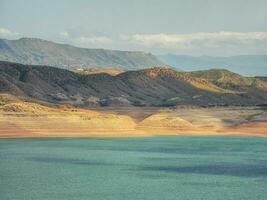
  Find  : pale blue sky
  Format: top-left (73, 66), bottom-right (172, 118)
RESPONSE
top-left (0, 0), bottom-right (267, 55)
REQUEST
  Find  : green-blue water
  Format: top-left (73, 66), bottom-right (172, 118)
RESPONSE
top-left (0, 136), bottom-right (267, 200)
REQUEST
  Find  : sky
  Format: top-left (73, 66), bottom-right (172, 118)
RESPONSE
top-left (0, 0), bottom-right (267, 56)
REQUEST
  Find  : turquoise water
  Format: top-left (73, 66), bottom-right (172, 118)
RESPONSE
top-left (0, 136), bottom-right (267, 200)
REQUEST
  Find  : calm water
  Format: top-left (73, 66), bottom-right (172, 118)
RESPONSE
top-left (0, 136), bottom-right (267, 200)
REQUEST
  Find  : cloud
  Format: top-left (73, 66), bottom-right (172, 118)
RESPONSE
top-left (59, 31), bottom-right (69, 38)
top-left (58, 31), bottom-right (113, 47)
top-left (57, 31), bottom-right (267, 55)
top-left (75, 36), bottom-right (113, 45)
top-left (0, 27), bottom-right (19, 39)
top-left (119, 32), bottom-right (267, 55)
top-left (122, 32), bottom-right (267, 48)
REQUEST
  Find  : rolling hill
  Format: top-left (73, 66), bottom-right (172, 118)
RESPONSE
top-left (190, 69), bottom-right (267, 90)
top-left (157, 54), bottom-right (267, 76)
top-left (1, 61), bottom-right (267, 107)
top-left (0, 38), bottom-right (163, 70)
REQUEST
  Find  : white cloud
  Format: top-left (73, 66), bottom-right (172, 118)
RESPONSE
top-left (58, 30), bottom-right (113, 47)
top-left (0, 27), bottom-right (19, 39)
top-left (75, 36), bottom-right (113, 45)
top-left (122, 32), bottom-right (267, 48)
top-left (57, 31), bottom-right (267, 55)
top-left (119, 32), bottom-right (267, 55)
top-left (59, 31), bottom-right (69, 38)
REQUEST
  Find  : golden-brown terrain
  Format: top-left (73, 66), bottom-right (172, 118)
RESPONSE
top-left (74, 68), bottom-right (124, 76)
top-left (0, 94), bottom-right (266, 138)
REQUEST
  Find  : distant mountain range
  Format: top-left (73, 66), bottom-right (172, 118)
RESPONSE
top-left (0, 38), bottom-right (163, 70)
top-left (157, 54), bottom-right (267, 76)
top-left (1, 61), bottom-right (267, 107)
top-left (1, 37), bottom-right (265, 77)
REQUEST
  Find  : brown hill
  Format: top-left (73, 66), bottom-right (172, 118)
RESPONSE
top-left (191, 69), bottom-right (267, 101)
top-left (1, 61), bottom-right (267, 107)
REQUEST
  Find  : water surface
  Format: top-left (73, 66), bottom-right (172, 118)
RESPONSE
top-left (0, 136), bottom-right (267, 200)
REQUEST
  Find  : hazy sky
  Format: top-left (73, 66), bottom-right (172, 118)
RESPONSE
top-left (0, 0), bottom-right (267, 55)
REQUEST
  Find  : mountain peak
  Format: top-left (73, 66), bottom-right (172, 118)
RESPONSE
top-left (14, 37), bottom-right (51, 43)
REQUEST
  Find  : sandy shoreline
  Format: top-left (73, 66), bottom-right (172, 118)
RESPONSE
top-left (1, 116), bottom-right (266, 139)
top-left (1, 95), bottom-right (266, 138)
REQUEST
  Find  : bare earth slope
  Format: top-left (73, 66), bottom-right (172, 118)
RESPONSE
top-left (0, 94), bottom-right (266, 138)
top-left (0, 94), bottom-right (138, 137)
